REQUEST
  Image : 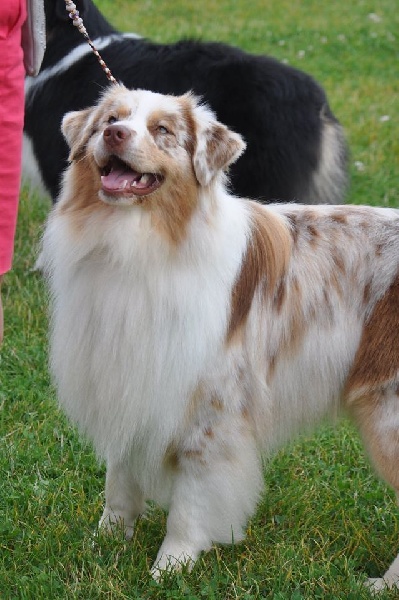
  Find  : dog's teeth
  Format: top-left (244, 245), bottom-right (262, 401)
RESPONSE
top-left (140, 173), bottom-right (151, 185)
top-left (131, 180), bottom-right (138, 187)
top-left (122, 180), bottom-right (129, 189)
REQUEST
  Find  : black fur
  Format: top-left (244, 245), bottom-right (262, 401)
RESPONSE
top-left (24, 0), bottom-right (348, 203)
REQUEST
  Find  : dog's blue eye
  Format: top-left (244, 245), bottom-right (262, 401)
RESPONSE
top-left (158, 125), bottom-right (169, 134)
top-left (108, 116), bottom-right (118, 124)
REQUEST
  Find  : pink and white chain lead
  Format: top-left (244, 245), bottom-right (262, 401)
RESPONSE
top-left (64, 0), bottom-right (117, 84)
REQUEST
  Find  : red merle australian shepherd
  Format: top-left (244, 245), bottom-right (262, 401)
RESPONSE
top-left (42, 85), bottom-right (398, 591)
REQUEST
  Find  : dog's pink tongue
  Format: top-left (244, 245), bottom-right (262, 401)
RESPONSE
top-left (101, 167), bottom-right (139, 191)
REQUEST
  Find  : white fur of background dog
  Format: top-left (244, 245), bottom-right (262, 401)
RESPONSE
top-left (41, 84), bottom-right (399, 590)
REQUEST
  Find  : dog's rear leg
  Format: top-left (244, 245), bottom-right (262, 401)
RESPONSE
top-left (151, 425), bottom-right (263, 579)
top-left (99, 461), bottom-right (145, 540)
top-left (350, 387), bottom-right (399, 592)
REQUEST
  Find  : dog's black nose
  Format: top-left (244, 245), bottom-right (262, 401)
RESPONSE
top-left (103, 124), bottom-right (132, 147)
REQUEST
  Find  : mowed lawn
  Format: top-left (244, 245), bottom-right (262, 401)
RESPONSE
top-left (1, 0), bottom-right (398, 598)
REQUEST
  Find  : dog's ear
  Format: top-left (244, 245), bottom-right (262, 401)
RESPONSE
top-left (191, 102), bottom-right (246, 187)
top-left (62, 107), bottom-right (95, 161)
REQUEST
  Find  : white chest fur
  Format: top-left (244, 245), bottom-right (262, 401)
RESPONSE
top-left (43, 195), bottom-right (249, 500)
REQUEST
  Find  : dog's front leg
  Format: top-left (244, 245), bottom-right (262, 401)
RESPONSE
top-left (99, 460), bottom-right (145, 540)
top-left (151, 493), bottom-right (212, 578)
top-left (151, 422), bottom-right (262, 579)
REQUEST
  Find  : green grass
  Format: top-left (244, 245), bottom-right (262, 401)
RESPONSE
top-left (1, 0), bottom-right (398, 597)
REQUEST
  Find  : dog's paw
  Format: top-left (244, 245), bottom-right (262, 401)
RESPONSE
top-left (151, 547), bottom-right (196, 581)
top-left (98, 508), bottom-right (135, 541)
top-left (365, 576), bottom-right (399, 594)
top-left (365, 578), bottom-right (387, 593)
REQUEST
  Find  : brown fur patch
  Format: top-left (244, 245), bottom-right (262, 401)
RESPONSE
top-left (147, 110), bottom-right (187, 152)
top-left (330, 212), bottom-right (348, 225)
top-left (267, 354), bottom-right (277, 382)
top-left (375, 243), bottom-right (384, 257)
top-left (192, 115), bottom-right (245, 187)
top-left (185, 383), bottom-right (206, 425)
top-left (96, 89), bottom-right (133, 123)
top-left (64, 87), bottom-right (133, 162)
top-left (363, 279), bottom-right (373, 305)
top-left (273, 278), bottom-right (287, 313)
top-left (63, 107), bottom-right (95, 162)
top-left (346, 274), bottom-right (399, 392)
top-left (350, 392), bottom-right (399, 490)
top-left (276, 287), bottom-right (308, 366)
top-left (144, 100), bottom-right (201, 245)
top-left (205, 124), bottom-right (242, 173)
top-left (284, 211), bottom-right (323, 248)
top-left (112, 102), bottom-right (133, 123)
top-left (285, 213), bottom-right (300, 245)
top-left (332, 252), bottom-right (346, 276)
top-left (147, 173), bottom-right (199, 246)
top-left (147, 110), bottom-right (183, 133)
top-left (58, 155), bottom-right (107, 224)
top-left (227, 202), bottom-right (291, 343)
top-left (210, 395), bottom-right (224, 411)
top-left (307, 223), bottom-right (320, 246)
top-left (164, 443), bottom-right (180, 471)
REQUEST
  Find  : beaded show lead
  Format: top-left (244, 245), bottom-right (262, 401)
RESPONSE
top-left (64, 0), bottom-right (117, 84)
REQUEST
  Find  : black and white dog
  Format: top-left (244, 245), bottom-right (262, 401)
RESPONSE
top-left (23, 0), bottom-right (348, 204)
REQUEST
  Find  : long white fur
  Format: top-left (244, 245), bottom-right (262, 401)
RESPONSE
top-left (42, 86), bottom-right (399, 588)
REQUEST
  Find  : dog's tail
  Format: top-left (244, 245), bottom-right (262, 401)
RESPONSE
top-left (306, 105), bottom-right (349, 205)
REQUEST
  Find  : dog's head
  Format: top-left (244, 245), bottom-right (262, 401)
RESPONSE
top-left (62, 85), bottom-right (245, 209)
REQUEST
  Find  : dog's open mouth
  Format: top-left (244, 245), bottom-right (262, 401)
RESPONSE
top-left (100, 156), bottom-right (163, 198)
